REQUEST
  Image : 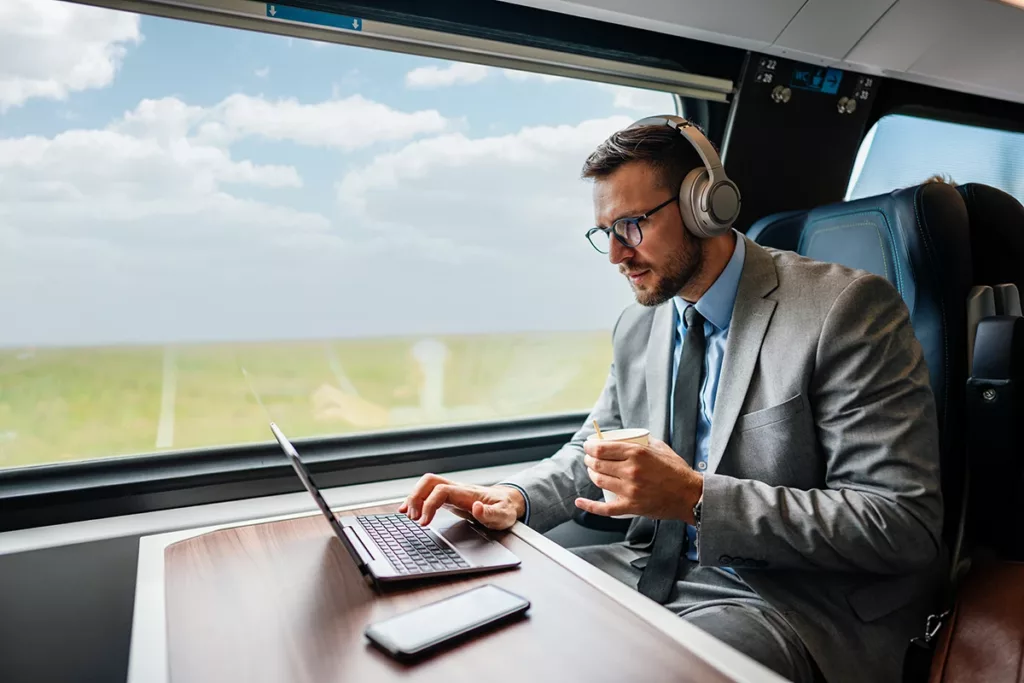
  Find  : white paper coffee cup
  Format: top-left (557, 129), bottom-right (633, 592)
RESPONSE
top-left (585, 427), bottom-right (649, 519)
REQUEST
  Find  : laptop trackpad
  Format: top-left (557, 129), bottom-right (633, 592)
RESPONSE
top-left (433, 517), bottom-right (520, 569)
top-left (437, 520), bottom-right (490, 550)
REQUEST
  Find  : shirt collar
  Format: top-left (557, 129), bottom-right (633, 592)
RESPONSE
top-left (673, 230), bottom-right (746, 333)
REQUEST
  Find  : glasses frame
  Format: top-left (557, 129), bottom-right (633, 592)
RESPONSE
top-left (585, 195), bottom-right (679, 254)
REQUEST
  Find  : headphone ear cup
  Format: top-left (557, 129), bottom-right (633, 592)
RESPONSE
top-left (679, 166), bottom-right (708, 238)
top-left (706, 180), bottom-right (741, 232)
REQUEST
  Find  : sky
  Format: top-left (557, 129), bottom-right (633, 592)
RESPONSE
top-left (0, 0), bottom-right (675, 347)
top-left (5, 2), bottom-right (1019, 348)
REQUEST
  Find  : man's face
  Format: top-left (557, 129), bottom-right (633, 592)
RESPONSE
top-left (593, 161), bottom-right (703, 306)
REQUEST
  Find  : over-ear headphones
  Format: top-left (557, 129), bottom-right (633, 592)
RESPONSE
top-left (627, 115), bottom-right (741, 239)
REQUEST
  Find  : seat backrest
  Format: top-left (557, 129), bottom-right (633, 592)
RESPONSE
top-left (955, 183), bottom-right (1024, 559)
top-left (957, 182), bottom-right (1024, 291)
top-left (749, 183), bottom-right (974, 546)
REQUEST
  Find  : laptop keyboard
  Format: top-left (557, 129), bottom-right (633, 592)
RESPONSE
top-left (358, 513), bottom-right (471, 575)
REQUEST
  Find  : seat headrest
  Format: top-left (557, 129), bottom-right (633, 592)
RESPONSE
top-left (797, 183), bottom-right (969, 311)
top-left (751, 183), bottom-right (970, 314)
top-left (746, 210), bottom-right (804, 253)
top-left (957, 183), bottom-right (1024, 289)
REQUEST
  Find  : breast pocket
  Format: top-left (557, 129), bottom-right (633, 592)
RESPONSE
top-left (735, 393), bottom-right (805, 432)
top-left (729, 394), bottom-right (817, 487)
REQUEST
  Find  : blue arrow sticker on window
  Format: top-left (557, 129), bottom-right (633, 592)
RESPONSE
top-left (266, 4), bottom-right (362, 31)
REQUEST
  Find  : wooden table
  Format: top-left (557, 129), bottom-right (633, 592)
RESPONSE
top-left (129, 500), bottom-right (786, 683)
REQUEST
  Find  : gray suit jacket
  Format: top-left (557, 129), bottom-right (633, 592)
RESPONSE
top-left (503, 236), bottom-right (944, 683)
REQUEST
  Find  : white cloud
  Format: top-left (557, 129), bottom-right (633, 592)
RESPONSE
top-left (0, 0), bottom-right (141, 111)
top-left (326, 116), bottom-right (639, 336)
top-left (405, 63), bottom-right (489, 89)
top-left (0, 128), bottom-right (307, 229)
top-left (0, 127), bottom-right (292, 190)
top-left (601, 84), bottom-right (675, 113)
top-left (337, 116), bottom-right (634, 257)
top-left (1, 89), bottom-right (457, 272)
top-left (339, 117), bottom-right (630, 204)
top-left (112, 96), bottom-right (206, 141)
top-left (255, 67), bottom-right (270, 78)
top-left (500, 68), bottom-right (566, 84)
top-left (0, 92), bottom-right (341, 345)
top-left (402, 64), bottom-right (570, 89)
top-left (401, 62), bottom-right (672, 120)
top-left (195, 93), bottom-right (450, 149)
top-left (0, 96), bottom-right (327, 258)
top-left (0, 86), bottom-right (473, 344)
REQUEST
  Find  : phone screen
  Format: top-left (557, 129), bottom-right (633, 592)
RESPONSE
top-left (365, 584), bottom-right (528, 656)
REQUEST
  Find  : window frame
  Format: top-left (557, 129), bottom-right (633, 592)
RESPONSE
top-left (1, 0), bottom-right (723, 531)
top-left (0, 413), bottom-right (584, 531)
top-left (869, 103), bottom-right (1024, 141)
top-left (846, 104), bottom-right (1024, 200)
top-left (850, 70), bottom-right (1024, 195)
top-left (84, 0), bottom-right (734, 101)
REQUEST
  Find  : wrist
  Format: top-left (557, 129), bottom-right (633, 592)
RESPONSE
top-left (681, 471), bottom-right (704, 525)
top-left (498, 485), bottom-right (527, 520)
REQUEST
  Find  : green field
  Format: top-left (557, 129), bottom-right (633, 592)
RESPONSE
top-left (0, 332), bottom-right (612, 469)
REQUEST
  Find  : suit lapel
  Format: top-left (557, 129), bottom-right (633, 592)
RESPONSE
top-left (707, 238), bottom-right (779, 474)
top-left (645, 302), bottom-right (675, 444)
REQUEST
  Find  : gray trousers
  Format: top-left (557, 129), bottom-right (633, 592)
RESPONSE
top-left (571, 543), bottom-right (817, 683)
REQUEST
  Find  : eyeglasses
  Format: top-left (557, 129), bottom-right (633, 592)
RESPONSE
top-left (585, 196), bottom-right (678, 254)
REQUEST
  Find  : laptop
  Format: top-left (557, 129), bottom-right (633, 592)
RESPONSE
top-left (269, 422), bottom-right (521, 587)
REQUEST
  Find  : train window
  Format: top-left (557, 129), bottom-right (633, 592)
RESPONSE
top-left (847, 113), bottom-right (1024, 200)
top-left (0, 0), bottom-right (675, 469)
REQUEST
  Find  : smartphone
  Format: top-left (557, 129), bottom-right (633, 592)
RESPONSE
top-left (364, 584), bottom-right (530, 661)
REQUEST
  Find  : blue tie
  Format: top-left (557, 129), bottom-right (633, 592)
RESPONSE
top-left (637, 305), bottom-right (705, 603)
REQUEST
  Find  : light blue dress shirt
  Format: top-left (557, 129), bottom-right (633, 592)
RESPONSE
top-left (671, 231), bottom-right (745, 561)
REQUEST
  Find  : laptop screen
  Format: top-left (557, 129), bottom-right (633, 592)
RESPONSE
top-left (242, 369), bottom-right (354, 547)
top-left (270, 422), bottom-right (348, 540)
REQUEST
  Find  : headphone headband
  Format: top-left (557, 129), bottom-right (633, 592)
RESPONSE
top-left (626, 114), bottom-right (741, 239)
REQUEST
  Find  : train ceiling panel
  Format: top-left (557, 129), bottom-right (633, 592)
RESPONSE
top-left (501, 0), bottom-right (1024, 105)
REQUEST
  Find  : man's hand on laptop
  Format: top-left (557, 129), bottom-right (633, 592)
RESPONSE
top-left (399, 474), bottom-right (526, 530)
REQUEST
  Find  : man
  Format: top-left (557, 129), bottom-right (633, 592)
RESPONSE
top-left (400, 118), bottom-right (944, 683)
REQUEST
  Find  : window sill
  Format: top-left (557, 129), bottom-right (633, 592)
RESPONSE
top-left (0, 413), bottom-right (581, 533)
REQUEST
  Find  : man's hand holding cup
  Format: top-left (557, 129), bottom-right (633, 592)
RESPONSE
top-left (576, 427), bottom-right (703, 524)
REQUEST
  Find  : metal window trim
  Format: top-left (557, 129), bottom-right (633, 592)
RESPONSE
top-left (67, 0), bottom-right (733, 101)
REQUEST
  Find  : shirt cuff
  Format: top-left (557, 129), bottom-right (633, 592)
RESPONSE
top-left (496, 483), bottom-right (531, 525)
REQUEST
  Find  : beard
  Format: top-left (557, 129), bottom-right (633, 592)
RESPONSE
top-left (624, 232), bottom-right (703, 307)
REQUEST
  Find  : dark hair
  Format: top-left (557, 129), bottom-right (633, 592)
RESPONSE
top-left (581, 123), bottom-right (706, 191)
